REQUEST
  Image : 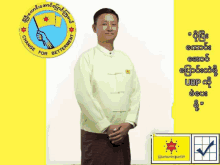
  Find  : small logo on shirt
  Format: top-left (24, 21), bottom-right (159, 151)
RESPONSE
top-left (126, 70), bottom-right (130, 74)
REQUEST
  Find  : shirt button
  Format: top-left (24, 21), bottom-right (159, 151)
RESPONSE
top-left (110, 53), bottom-right (111, 54)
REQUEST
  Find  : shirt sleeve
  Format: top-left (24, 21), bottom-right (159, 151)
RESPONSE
top-left (125, 64), bottom-right (141, 129)
top-left (125, 121), bottom-right (135, 128)
top-left (101, 127), bottom-right (109, 133)
top-left (74, 53), bottom-right (111, 133)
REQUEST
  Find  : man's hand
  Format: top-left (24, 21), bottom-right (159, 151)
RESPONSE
top-left (108, 123), bottom-right (132, 145)
top-left (104, 125), bottom-right (121, 136)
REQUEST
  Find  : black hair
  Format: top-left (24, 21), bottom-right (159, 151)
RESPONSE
top-left (93, 8), bottom-right (119, 25)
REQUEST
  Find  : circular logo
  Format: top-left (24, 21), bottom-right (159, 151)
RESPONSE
top-left (19, 2), bottom-right (76, 58)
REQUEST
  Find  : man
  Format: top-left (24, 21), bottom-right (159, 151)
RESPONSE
top-left (74, 8), bottom-right (141, 165)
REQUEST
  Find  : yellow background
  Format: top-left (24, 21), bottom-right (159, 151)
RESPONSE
top-left (0, 0), bottom-right (46, 165)
top-left (173, 0), bottom-right (220, 133)
top-left (170, 0), bottom-right (220, 165)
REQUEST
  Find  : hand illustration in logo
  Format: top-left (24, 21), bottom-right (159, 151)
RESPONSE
top-left (36, 30), bottom-right (54, 49)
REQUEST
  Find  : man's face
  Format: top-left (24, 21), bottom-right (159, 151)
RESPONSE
top-left (93, 13), bottom-right (118, 42)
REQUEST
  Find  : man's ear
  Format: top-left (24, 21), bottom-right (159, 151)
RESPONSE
top-left (92, 24), bottom-right (97, 33)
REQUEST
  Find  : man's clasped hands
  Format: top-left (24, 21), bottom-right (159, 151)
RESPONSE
top-left (103, 123), bottom-right (132, 146)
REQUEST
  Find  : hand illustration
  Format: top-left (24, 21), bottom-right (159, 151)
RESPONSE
top-left (36, 30), bottom-right (54, 49)
top-left (36, 30), bottom-right (48, 44)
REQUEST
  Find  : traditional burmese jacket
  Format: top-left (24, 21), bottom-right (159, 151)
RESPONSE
top-left (74, 44), bottom-right (141, 134)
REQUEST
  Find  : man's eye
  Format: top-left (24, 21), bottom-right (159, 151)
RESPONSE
top-left (112, 24), bottom-right (116, 25)
top-left (102, 24), bottom-right (107, 25)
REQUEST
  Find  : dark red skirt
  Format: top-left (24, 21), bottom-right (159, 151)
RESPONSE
top-left (81, 129), bottom-right (131, 165)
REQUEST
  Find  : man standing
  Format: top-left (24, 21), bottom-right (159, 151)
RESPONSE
top-left (74, 8), bottom-right (141, 165)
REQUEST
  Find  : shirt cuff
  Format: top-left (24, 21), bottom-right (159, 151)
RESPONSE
top-left (125, 121), bottom-right (135, 128)
top-left (101, 127), bottom-right (108, 133)
top-left (95, 117), bottom-right (111, 133)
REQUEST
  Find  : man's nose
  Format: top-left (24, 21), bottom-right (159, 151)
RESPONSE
top-left (107, 22), bottom-right (113, 31)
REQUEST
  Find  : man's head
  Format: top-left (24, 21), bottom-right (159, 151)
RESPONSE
top-left (92, 8), bottom-right (119, 43)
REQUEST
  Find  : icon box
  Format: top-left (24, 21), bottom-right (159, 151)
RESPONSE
top-left (152, 133), bottom-right (219, 164)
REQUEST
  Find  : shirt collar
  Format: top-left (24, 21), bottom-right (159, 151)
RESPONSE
top-left (96, 43), bottom-right (115, 57)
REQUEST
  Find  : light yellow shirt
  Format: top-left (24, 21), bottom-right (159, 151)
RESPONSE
top-left (74, 43), bottom-right (141, 134)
